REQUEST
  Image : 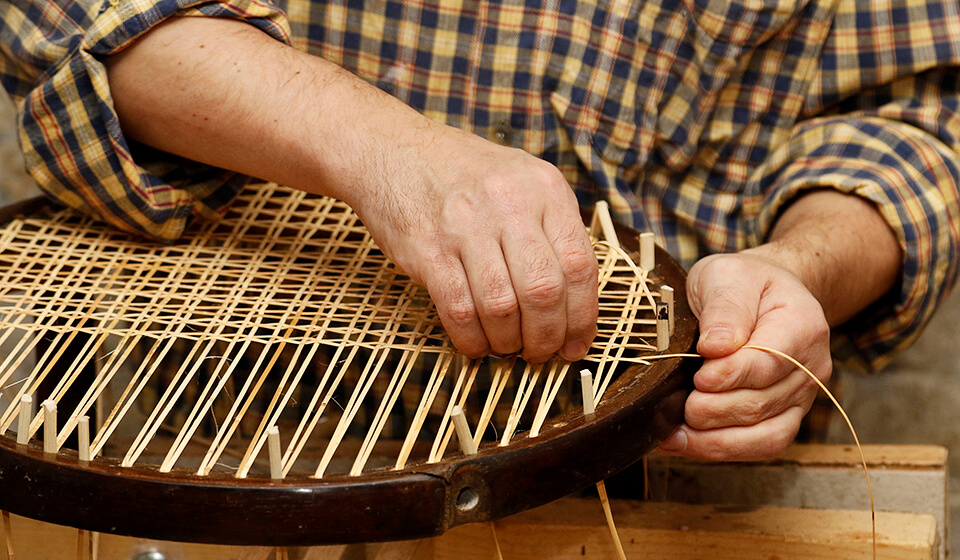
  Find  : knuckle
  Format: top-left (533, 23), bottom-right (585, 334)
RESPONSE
top-left (526, 279), bottom-right (564, 308)
top-left (476, 267), bottom-right (519, 319)
top-left (423, 251), bottom-right (460, 281)
top-left (566, 320), bottom-right (598, 347)
top-left (442, 298), bottom-right (479, 329)
top-left (482, 175), bottom-right (536, 217)
top-left (690, 253), bottom-right (741, 280)
top-left (529, 321), bottom-right (566, 347)
top-left (558, 242), bottom-right (598, 285)
top-left (526, 157), bottom-right (563, 181)
top-left (796, 370), bottom-right (819, 391)
top-left (796, 371), bottom-right (825, 399)
top-left (522, 325), bottom-right (566, 362)
top-left (521, 271), bottom-right (564, 308)
top-left (483, 175), bottom-right (517, 203)
top-left (818, 359), bottom-right (834, 382)
top-left (717, 363), bottom-right (747, 390)
top-left (480, 291), bottom-right (520, 320)
top-left (737, 397), bottom-right (768, 424)
top-left (800, 310), bottom-right (831, 344)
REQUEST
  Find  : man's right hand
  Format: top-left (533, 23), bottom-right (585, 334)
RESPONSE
top-left (105, 16), bottom-right (598, 362)
top-left (351, 124), bottom-right (598, 362)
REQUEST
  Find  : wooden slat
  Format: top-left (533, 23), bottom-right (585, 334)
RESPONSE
top-left (707, 444), bottom-right (947, 468)
top-left (370, 539), bottom-right (434, 560)
top-left (434, 499), bottom-right (937, 560)
top-left (3, 496), bottom-right (939, 560)
top-left (642, 444), bottom-right (949, 560)
top-left (292, 544), bottom-right (350, 559)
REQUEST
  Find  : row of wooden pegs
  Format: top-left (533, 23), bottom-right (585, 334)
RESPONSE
top-left (588, 200), bottom-right (674, 352)
top-left (14, 395), bottom-right (91, 460)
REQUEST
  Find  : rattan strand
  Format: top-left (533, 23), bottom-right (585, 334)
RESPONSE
top-left (0, 183), bottom-right (669, 479)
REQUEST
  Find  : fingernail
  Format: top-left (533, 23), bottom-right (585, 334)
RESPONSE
top-left (560, 340), bottom-right (588, 361)
top-left (702, 325), bottom-right (736, 344)
top-left (658, 428), bottom-right (687, 452)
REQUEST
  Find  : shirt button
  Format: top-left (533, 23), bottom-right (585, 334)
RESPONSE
top-left (491, 125), bottom-right (514, 146)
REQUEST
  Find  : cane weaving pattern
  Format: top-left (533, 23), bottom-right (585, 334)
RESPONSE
top-left (0, 183), bottom-right (670, 479)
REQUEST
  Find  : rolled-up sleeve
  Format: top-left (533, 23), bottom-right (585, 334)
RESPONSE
top-left (753, 103), bottom-right (960, 372)
top-left (0, 0), bottom-right (291, 240)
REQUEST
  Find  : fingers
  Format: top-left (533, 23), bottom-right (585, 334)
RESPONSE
top-left (497, 214), bottom-right (597, 363)
top-left (427, 255), bottom-right (492, 358)
top-left (493, 177), bottom-right (596, 363)
top-left (425, 192), bottom-right (597, 362)
top-left (374, 141), bottom-right (597, 362)
top-left (435, 229), bottom-right (595, 361)
top-left (688, 254), bottom-right (831, 393)
top-left (684, 366), bottom-right (819, 430)
top-left (500, 229), bottom-right (567, 363)
top-left (658, 405), bottom-right (808, 462)
top-left (459, 240), bottom-right (523, 356)
top-left (687, 255), bottom-right (759, 359)
top-left (549, 206), bottom-right (599, 361)
top-left (671, 252), bottom-right (834, 461)
top-left (694, 314), bottom-right (831, 393)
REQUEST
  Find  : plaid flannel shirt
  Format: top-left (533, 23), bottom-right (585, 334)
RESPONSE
top-left (1, 0), bottom-right (959, 374)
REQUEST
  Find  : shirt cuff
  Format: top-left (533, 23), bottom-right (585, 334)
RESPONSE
top-left (14, 0), bottom-right (291, 241)
top-left (752, 115), bottom-right (960, 372)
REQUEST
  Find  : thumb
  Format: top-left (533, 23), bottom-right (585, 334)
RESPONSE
top-left (687, 255), bottom-right (759, 358)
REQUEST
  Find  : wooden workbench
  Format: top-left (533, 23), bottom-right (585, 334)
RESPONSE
top-left (1, 444), bottom-right (946, 560)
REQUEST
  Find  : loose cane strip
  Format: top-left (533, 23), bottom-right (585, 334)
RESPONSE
top-left (580, 368), bottom-right (627, 560)
top-left (453, 407), bottom-right (503, 560)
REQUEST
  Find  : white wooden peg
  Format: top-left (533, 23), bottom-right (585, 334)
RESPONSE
top-left (591, 201), bottom-right (621, 250)
top-left (452, 406), bottom-right (478, 456)
top-left (42, 399), bottom-right (58, 454)
top-left (661, 285), bottom-right (675, 334)
top-left (639, 232), bottom-right (655, 272)
top-left (656, 303), bottom-right (670, 352)
top-left (78, 416), bottom-right (91, 462)
top-left (17, 394), bottom-right (32, 445)
top-left (589, 201), bottom-right (604, 236)
top-left (580, 369), bottom-right (596, 415)
top-left (267, 426), bottom-right (283, 480)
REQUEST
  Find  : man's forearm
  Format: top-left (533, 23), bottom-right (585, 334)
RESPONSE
top-left (744, 190), bottom-right (902, 327)
top-left (104, 16), bottom-right (599, 363)
top-left (105, 16), bottom-right (430, 206)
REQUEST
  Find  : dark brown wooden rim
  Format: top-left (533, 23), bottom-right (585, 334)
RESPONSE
top-left (0, 197), bottom-right (698, 546)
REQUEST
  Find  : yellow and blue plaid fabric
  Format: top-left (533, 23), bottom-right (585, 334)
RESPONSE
top-left (1, 0), bottom-right (959, 373)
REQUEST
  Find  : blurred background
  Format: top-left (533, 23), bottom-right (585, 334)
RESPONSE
top-left (1, 92), bottom-right (957, 552)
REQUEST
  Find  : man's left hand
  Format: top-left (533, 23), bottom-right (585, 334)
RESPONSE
top-left (657, 251), bottom-right (831, 461)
